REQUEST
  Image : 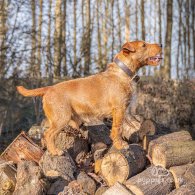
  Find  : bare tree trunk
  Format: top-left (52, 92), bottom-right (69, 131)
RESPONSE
top-left (192, 0), bottom-right (195, 70)
top-left (46, 0), bottom-right (52, 78)
top-left (96, 0), bottom-right (103, 70)
top-left (135, 0), bottom-right (138, 39)
top-left (141, 0), bottom-right (146, 75)
top-left (111, 0), bottom-right (114, 59)
top-left (73, 0), bottom-right (77, 76)
top-left (54, 0), bottom-right (62, 79)
top-left (62, 0), bottom-right (67, 76)
top-left (125, 0), bottom-right (130, 42)
top-left (176, 0), bottom-right (182, 79)
top-left (36, 0), bottom-right (43, 78)
top-left (116, 0), bottom-right (122, 47)
top-left (84, 0), bottom-right (91, 76)
top-left (186, 0), bottom-right (190, 78)
top-left (158, 0), bottom-right (162, 43)
top-left (163, 0), bottom-right (173, 79)
top-left (0, 0), bottom-right (7, 78)
top-left (31, 0), bottom-right (36, 77)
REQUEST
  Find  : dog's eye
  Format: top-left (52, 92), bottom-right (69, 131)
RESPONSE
top-left (142, 43), bottom-right (146, 47)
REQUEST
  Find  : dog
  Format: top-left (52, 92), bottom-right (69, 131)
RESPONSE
top-left (17, 40), bottom-right (162, 155)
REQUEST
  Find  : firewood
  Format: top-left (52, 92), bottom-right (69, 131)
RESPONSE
top-left (168, 183), bottom-right (195, 195)
top-left (121, 115), bottom-right (143, 143)
top-left (59, 180), bottom-right (87, 195)
top-left (169, 163), bottom-right (195, 188)
top-left (39, 150), bottom-right (76, 181)
top-left (152, 140), bottom-right (195, 168)
top-left (138, 119), bottom-right (156, 140)
top-left (0, 160), bottom-right (16, 195)
top-left (77, 171), bottom-right (96, 195)
top-left (13, 161), bottom-right (48, 195)
top-left (143, 134), bottom-right (161, 151)
top-left (91, 142), bottom-right (107, 161)
top-left (95, 186), bottom-right (108, 195)
top-left (148, 130), bottom-right (192, 158)
top-left (125, 166), bottom-right (174, 195)
top-left (1, 131), bottom-right (44, 164)
top-left (55, 127), bottom-right (89, 163)
top-left (47, 179), bottom-right (68, 195)
top-left (103, 182), bottom-right (133, 195)
top-left (100, 144), bottom-right (146, 186)
top-left (87, 124), bottom-right (112, 145)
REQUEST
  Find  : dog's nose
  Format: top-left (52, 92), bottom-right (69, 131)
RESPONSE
top-left (159, 44), bottom-right (162, 48)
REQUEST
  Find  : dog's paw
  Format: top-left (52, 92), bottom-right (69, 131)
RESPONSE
top-left (113, 138), bottom-right (129, 150)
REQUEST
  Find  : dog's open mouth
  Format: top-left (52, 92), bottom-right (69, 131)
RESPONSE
top-left (148, 54), bottom-right (163, 63)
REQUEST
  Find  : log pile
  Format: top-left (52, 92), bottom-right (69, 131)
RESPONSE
top-left (0, 113), bottom-right (195, 195)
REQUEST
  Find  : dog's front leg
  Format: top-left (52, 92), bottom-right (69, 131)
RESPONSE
top-left (110, 107), bottom-right (129, 149)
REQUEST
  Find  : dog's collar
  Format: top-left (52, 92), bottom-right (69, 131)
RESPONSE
top-left (114, 58), bottom-right (140, 82)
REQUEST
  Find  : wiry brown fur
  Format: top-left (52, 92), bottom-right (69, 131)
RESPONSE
top-left (17, 41), bottom-right (162, 155)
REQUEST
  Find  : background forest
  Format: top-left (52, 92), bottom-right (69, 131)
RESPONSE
top-left (0, 0), bottom-right (194, 139)
top-left (0, 0), bottom-right (194, 79)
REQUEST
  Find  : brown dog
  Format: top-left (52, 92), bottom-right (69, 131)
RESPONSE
top-left (17, 41), bottom-right (162, 155)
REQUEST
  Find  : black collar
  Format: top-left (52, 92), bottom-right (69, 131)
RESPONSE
top-left (114, 58), bottom-right (140, 82)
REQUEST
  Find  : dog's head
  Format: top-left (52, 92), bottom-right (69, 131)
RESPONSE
top-left (115, 40), bottom-right (162, 71)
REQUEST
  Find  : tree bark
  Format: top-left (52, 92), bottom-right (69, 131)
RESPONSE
top-left (0, 0), bottom-right (7, 77)
top-left (54, 0), bottom-right (62, 79)
top-left (36, 0), bottom-right (43, 78)
top-left (152, 140), bottom-right (195, 168)
top-left (163, 0), bottom-right (173, 79)
top-left (116, 0), bottom-right (122, 47)
top-left (46, 0), bottom-right (52, 78)
top-left (147, 130), bottom-right (192, 159)
top-left (73, 0), bottom-right (77, 76)
top-left (125, 0), bottom-right (130, 42)
top-left (125, 166), bottom-right (174, 195)
top-left (168, 183), bottom-right (195, 195)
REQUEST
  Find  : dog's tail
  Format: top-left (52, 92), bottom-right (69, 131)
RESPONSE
top-left (16, 86), bottom-right (50, 97)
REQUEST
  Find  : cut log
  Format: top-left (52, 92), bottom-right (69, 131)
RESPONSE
top-left (148, 130), bottom-right (192, 158)
top-left (122, 115), bottom-right (143, 143)
top-left (0, 160), bottom-right (16, 195)
top-left (55, 127), bottom-right (89, 163)
top-left (138, 119), bottom-right (156, 140)
top-left (143, 135), bottom-right (161, 151)
top-left (103, 182), bottom-right (133, 195)
top-left (0, 131), bottom-right (44, 164)
top-left (13, 161), bottom-right (48, 195)
top-left (39, 150), bottom-right (76, 181)
top-left (125, 166), bottom-right (174, 195)
top-left (100, 144), bottom-right (146, 186)
top-left (58, 180), bottom-right (87, 195)
top-left (47, 179), bottom-right (68, 195)
top-left (77, 172), bottom-right (96, 195)
top-left (168, 183), bottom-right (195, 195)
top-left (91, 142), bottom-right (108, 161)
top-left (87, 124), bottom-right (112, 145)
top-left (152, 140), bottom-right (195, 168)
top-left (169, 163), bottom-right (195, 188)
top-left (95, 186), bottom-right (109, 195)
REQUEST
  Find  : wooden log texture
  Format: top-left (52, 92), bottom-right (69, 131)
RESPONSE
top-left (0, 131), bottom-right (44, 164)
top-left (47, 179), bottom-right (68, 195)
top-left (148, 130), bottom-right (192, 158)
top-left (55, 127), bottom-right (89, 163)
top-left (122, 115), bottom-right (143, 143)
top-left (103, 182), bottom-right (133, 195)
top-left (13, 161), bottom-right (47, 195)
top-left (169, 163), bottom-right (195, 188)
top-left (91, 142), bottom-right (107, 161)
top-left (100, 144), bottom-right (146, 186)
top-left (168, 183), bottom-right (195, 195)
top-left (95, 186), bottom-right (109, 195)
top-left (39, 150), bottom-right (76, 181)
top-left (152, 140), bottom-right (195, 168)
top-left (0, 160), bottom-right (16, 195)
top-left (87, 124), bottom-right (112, 145)
top-left (143, 135), bottom-right (161, 151)
top-left (77, 172), bottom-right (96, 195)
top-left (125, 166), bottom-right (174, 195)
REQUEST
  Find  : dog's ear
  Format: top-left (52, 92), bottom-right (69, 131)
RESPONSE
top-left (122, 42), bottom-right (135, 56)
